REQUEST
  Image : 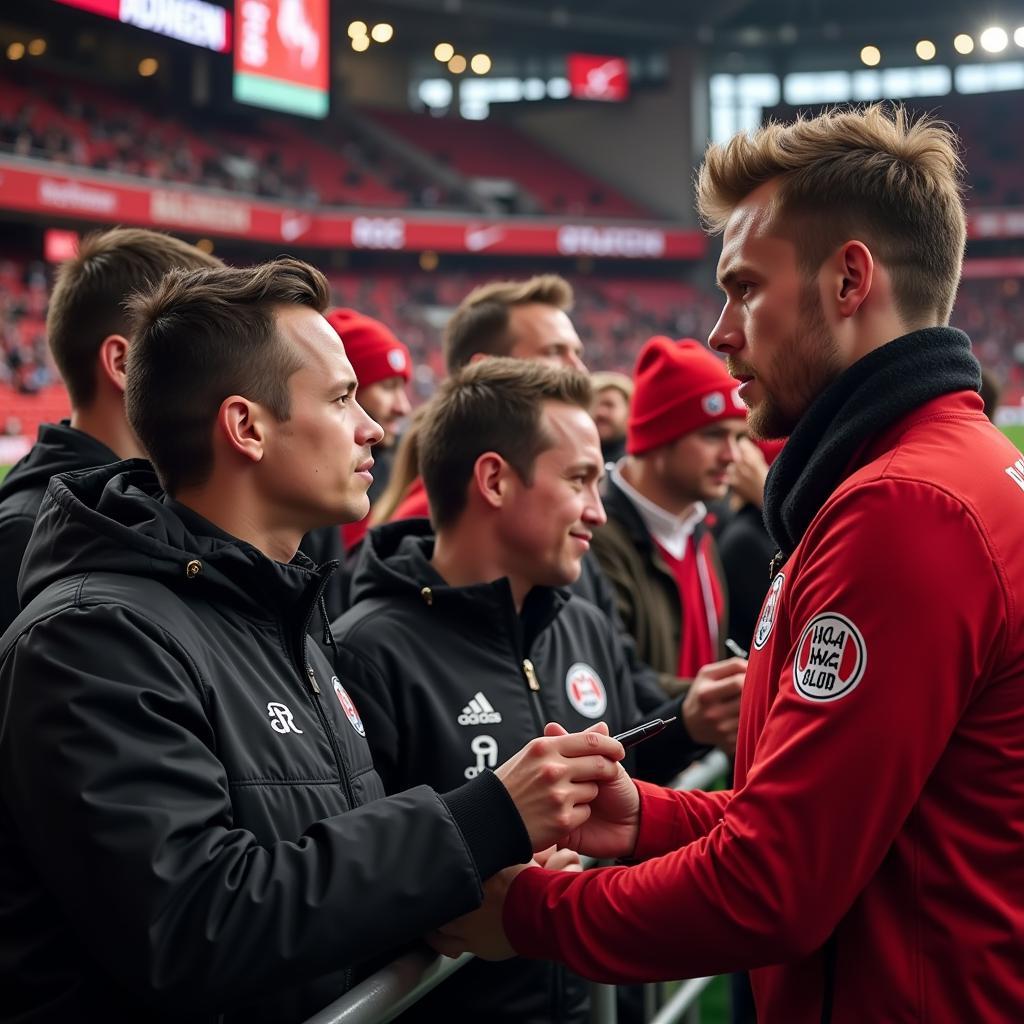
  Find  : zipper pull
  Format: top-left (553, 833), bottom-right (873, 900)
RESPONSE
top-left (522, 658), bottom-right (540, 692)
top-left (306, 666), bottom-right (321, 694)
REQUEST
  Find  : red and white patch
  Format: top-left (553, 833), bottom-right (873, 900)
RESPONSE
top-left (565, 662), bottom-right (607, 718)
top-left (387, 348), bottom-right (407, 373)
top-left (792, 613), bottom-right (867, 702)
top-left (333, 676), bottom-right (366, 736)
top-left (753, 572), bottom-right (785, 651)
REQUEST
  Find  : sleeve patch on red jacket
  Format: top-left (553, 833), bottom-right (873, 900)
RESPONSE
top-left (753, 571), bottom-right (785, 650)
top-left (793, 612), bottom-right (867, 702)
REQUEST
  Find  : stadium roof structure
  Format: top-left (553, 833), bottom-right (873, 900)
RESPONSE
top-left (362, 0), bottom-right (1024, 50)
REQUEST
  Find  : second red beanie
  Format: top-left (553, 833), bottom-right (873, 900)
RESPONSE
top-left (325, 308), bottom-right (412, 389)
top-left (627, 336), bottom-right (745, 456)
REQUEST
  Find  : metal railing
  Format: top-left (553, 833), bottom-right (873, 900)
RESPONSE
top-left (306, 749), bottom-right (732, 1024)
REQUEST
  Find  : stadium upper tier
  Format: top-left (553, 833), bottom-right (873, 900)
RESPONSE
top-left (0, 68), bottom-right (653, 219)
top-left (367, 108), bottom-right (652, 218)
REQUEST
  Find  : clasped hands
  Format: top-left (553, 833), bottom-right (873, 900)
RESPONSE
top-left (427, 721), bottom-right (640, 962)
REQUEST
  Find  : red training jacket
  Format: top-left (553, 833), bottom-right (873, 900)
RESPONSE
top-left (505, 391), bottom-right (1024, 1023)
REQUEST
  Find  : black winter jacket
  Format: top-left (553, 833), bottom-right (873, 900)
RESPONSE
top-left (332, 520), bottom-right (696, 1024)
top-left (0, 421), bottom-right (347, 632)
top-left (0, 463), bottom-right (530, 1024)
top-left (0, 421), bottom-right (117, 632)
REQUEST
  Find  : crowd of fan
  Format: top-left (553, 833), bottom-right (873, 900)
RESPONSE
top-left (3, 257), bottom-right (1024, 407)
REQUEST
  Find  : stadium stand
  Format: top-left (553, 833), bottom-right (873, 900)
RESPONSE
top-left (368, 108), bottom-right (655, 217)
top-left (4, 252), bottom-right (1021, 417)
top-left (0, 68), bottom-right (413, 208)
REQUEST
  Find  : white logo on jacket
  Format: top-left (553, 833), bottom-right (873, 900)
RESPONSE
top-left (458, 692), bottom-right (503, 725)
top-left (267, 702), bottom-right (303, 734)
top-left (565, 663), bottom-right (608, 718)
top-left (753, 572), bottom-right (785, 650)
top-left (1005, 457), bottom-right (1024, 493)
top-left (792, 612), bottom-right (867, 702)
top-left (332, 677), bottom-right (366, 736)
top-left (464, 735), bottom-right (499, 779)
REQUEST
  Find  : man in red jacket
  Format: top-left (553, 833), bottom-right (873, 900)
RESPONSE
top-left (430, 105), bottom-right (1024, 1023)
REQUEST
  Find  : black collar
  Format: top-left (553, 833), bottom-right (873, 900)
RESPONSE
top-left (763, 326), bottom-right (980, 558)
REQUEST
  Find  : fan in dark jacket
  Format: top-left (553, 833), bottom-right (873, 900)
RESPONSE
top-left (334, 360), bottom-right (706, 1024)
top-left (0, 259), bottom-right (625, 1024)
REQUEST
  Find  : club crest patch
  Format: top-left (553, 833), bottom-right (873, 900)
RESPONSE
top-left (565, 662), bottom-right (607, 718)
top-left (753, 572), bottom-right (785, 651)
top-left (333, 677), bottom-right (366, 736)
top-left (387, 348), bottom-right (407, 373)
top-left (792, 613), bottom-right (867, 702)
top-left (702, 391), bottom-right (726, 415)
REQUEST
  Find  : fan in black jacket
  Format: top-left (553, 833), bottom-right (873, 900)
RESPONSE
top-left (0, 464), bottom-right (534, 1024)
top-left (335, 519), bottom-right (700, 1024)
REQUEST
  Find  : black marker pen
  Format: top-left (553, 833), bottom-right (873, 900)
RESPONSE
top-left (613, 718), bottom-right (671, 750)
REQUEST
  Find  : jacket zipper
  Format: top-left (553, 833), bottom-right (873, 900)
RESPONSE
top-left (521, 658), bottom-right (546, 734)
top-left (290, 582), bottom-right (357, 810)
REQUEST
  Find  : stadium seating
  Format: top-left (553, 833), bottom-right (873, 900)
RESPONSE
top-left (368, 108), bottom-right (654, 218)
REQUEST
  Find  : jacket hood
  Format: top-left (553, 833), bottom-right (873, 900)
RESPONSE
top-left (19, 460), bottom-right (330, 618)
top-left (352, 517), bottom-right (567, 636)
top-left (0, 421), bottom-right (118, 503)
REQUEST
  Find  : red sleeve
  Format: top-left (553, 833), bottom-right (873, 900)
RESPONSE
top-left (630, 780), bottom-right (732, 860)
top-left (504, 479), bottom-right (1006, 981)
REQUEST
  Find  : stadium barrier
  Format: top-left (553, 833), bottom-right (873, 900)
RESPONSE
top-left (304, 749), bottom-right (732, 1024)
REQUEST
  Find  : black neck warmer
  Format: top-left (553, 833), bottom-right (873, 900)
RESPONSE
top-left (762, 326), bottom-right (981, 562)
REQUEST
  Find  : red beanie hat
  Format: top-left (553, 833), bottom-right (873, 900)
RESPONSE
top-left (627, 336), bottom-right (745, 456)
top-left (324, 308), bottom-right (412, 389)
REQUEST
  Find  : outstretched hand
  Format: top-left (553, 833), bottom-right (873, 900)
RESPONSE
top-left (495, 723), bottom-right (626, 851)
top-left (542, 722), bottom-right (641, 860)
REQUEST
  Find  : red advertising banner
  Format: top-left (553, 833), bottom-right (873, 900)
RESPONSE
top-left (53, 0), bottom-right (231, 53)
top-left (567, 54), bottom-right (630, 102)
top-left (234, 0), bottom-right (329, 118)
top-left (0, 158), bottom-right (707, 260)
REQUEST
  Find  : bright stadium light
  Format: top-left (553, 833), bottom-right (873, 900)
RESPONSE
top-left (1014, 26), bottom-right (1024, 47)
top-left (915, 40), bottom-right (936, 61)
top-left (434, 42), bottom-right (455, 62)
top-left (371, 23), bottom-right (394, 43)
top-left (7, 41), bottom-right (25, 60)
top-left (448, 54), bottom-right (467, 74)
top-left (28, 38), bottom-right (46, 56)
top-left (347, 21), bottom-right (367, 39)
top-left (352, 35), bottom-right (370, 52)
top-left (980, 27), bottom-right (1009, 53)
top-left (954, 33), bottom-right (975, 54)
top-left (470, 53), bottom-right (492, 74)
top-left (860, 45), bottom-right (881, 67)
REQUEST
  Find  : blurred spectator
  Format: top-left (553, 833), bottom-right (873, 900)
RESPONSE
top-left (590, 370), bottom-right (633, 463)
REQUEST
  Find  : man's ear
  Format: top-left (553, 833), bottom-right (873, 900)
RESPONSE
top-left (472, 451), bottom-right (511, 511)
top-left (97, 334), bottom-right (131, 394)
top-left (216, 395), bottom-right (267, 465)
top-left (831, 240), bottom-right (874, 319)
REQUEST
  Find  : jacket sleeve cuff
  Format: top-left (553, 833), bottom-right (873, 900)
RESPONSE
top-left (440, 769), bottom-right (532, 881)
top-left (631, 779), bottom-right (689, 861)
top-left (504, 865), bottom-right (563, 960)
